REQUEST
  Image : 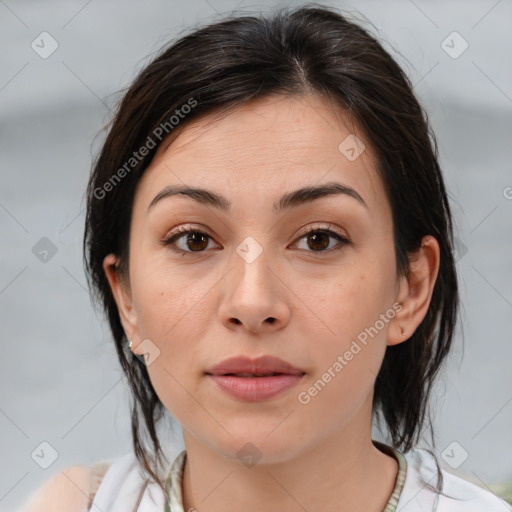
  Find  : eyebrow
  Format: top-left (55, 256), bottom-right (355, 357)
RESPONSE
top-left (147, 181), bottom-right (367, 214)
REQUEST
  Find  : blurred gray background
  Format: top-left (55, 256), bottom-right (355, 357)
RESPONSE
top-left (1, 0), bottom-right (511, 510)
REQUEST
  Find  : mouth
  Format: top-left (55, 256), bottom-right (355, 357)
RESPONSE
top-left (206, 354), bottom-right (305, 377)
top-left (207, 373), bottom-right (304, 402)
top-left (205, 355), bottom-right (305, 402)
top-left (214, 372), bottom-right (295, 377)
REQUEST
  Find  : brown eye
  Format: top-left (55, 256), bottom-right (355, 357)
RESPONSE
top-left (163, 225), bottom-right (350, 256)
top-left (306, 231), bottom-right (330, 251)
top-left (164, 228), bottom-right (217, 254)
top-left (295, 228), bottom-right (350, 253)
top-left (183, 232), bottom-right (209, 251)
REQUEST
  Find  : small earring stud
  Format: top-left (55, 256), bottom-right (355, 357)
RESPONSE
top-left (128, 338), bottom-right (133, 350)
top-left (400, 327), bottom-right (406, 336)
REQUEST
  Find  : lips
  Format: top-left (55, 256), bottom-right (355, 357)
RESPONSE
top-left (225, 372), bottom-right (282, 377)
top-left (206, 355), bottom-right (305, 377)
top-left (206, 355), bottom-right (306, 401)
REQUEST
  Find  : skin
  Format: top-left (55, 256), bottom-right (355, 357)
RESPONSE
top-left (103, 92), bottom-right (440, 512)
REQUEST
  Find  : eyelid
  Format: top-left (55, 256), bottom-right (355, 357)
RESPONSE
top-left (295, 222), bottom-right (347, 240)
top-left (164, 223), bottom-right (214, 240)
top-left (165, 222), bottom-right (348, 241)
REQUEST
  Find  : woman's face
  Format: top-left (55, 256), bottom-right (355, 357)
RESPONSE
top-left (104, 93), bottom-right (431, 463)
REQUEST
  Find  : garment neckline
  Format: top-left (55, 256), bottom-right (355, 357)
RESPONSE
top-left (372, 439), bottom-right (408, 511)
top-left (165, 439), bottom-right (408, 512)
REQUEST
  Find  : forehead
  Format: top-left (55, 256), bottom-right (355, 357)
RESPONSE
top-left (135, 93), bottom-right (386, 217)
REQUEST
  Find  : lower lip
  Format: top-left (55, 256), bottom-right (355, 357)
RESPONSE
top-left (208, 374), bottom-right (304, 402)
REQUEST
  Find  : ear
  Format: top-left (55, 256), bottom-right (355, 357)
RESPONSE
top-left (102, 254), bottom-right (142, 354)
top-left (387, 235), bottom-right (440, 346)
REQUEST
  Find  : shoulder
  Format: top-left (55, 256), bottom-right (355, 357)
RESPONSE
top-left (19, 459), bottom-right (115, 512)
top-left (88, 451), bottom-right (152, 509)
top-left (399, 447), bottom-right (512, 511)
top-left (439, 469), bottom-right (512, 511)
top-left (90, 451), bottom-right (172, 510)
top-left (20, 465), bottom-right (94, 512)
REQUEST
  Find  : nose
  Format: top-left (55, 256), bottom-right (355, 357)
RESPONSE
top-left (218, 241), bottom-right (291, 334)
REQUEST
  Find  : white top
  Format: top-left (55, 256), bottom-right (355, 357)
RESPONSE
top-left (90, 445), bottom-right (511, 512)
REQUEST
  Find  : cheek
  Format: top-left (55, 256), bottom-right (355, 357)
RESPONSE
top-left (308, 267), bottom-right (386, 344)
top-left (132, 257), bottom-right (210, 339)
top-left (129, 269), bottom-right (209, 405)
top-left (296, 306), bottom-right (388, 429)
top-left (297, 266), bottom-right (391, 402)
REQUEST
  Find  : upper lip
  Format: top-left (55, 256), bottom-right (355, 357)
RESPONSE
top-left (206, 355), bottom-right (305, 376)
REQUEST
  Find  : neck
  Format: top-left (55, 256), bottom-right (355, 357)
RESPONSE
top-left (180, 397), bottom-right (398, 512)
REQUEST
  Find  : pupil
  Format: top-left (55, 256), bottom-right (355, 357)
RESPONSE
top-left (308, 232), bottom-right (329, 251)
top-left (187, 232), bottom-right (208, 251)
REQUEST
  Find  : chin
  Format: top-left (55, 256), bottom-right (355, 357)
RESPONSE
top-left (208, 429), bottom-right (306, 467)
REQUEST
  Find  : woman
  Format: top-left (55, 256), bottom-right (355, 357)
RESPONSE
top-left (21, 4), bottom-right (511, 511)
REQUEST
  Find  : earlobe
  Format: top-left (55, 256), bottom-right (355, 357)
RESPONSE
top-left (102, 253), bottom-right (138, 340)
top-left (386, 297), bottom-right (408, 346)
top-left (387, 236), bottom-right (440, 346)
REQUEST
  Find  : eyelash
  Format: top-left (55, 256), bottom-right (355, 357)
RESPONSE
top-left (162, 224), bottom-right (351, 257)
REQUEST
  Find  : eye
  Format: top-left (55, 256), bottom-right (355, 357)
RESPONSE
top-left (163, 225), bottom-right (218, 254)
top-left (162, 224), bottom-right (351, 256)
top-left (293, 225), bottom-right (351, 254)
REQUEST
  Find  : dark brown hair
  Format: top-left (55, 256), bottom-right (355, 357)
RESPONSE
top-left (83, 2), bottom-right (459, 495)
